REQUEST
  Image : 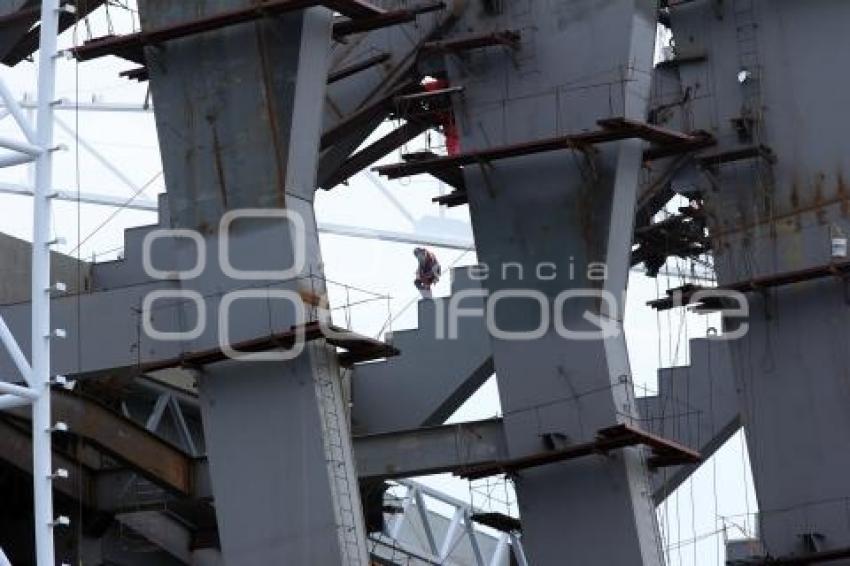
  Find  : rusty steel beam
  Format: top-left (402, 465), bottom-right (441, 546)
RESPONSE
top-left (322, 119), bottom-right (431, 188)
top-left (375, 118), bottom-right (712, 180)
top-left (406, 152), bottom-right (466, 191)
top-left (732, 547), bottom-right (850, 565)
top-left (432, 190), bottom-right (467, 207)
top-left (471, 512), bottom-right (522, 534)
top-left (649, 259), bottom-right (850, 311)
top-left (0, 417), bottom-right (94, 506)
top-left (328, 52), bottom-right (390, 84)
top-left (124, 50), bottom-right (392, 85)
top-left (333, 1), bottom-right (444, 36)
top-left (421, 29), bottom-right (520, 53)
top-left (597, 117), bottom-right (698, 145)
top-left (635, 153), bottom-right (692, 226)
top-left (119, 66), bottom-right (149, 82)
top-left (2, 0), bottom-right (106, 66)
top-left (321, 81), bottom-right (418, 149)
top-left (71, 0), bottom-right (391, 64)
top-left (456, 423), bottom-right (701, 481)
top-left (322, 0), bottom-right (385, 18)
top-left (72, 0), bottom-right (324, 62)
top-left (0, 404), bottom-right (510, 518)
top-left (8, 390), bottom-right (194, 495)
top-left (697, 144), bottom-right (777, 168)
top-left (321, 97), bottom-right (393, 150)
top-left (141, 322), bottom-right (399, 372)
top-left (70, 0), bottom-right (436, 66)
top-left (0, 2), bottom-right (54, 26)
top-left (642, 133), bottom-right (716, 161)
top-left (333, 10), bottom-right (414, 37)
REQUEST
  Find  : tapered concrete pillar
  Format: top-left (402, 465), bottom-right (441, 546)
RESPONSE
top-left (136, 2), bottom-right (368, 564)
top-left (668, 1), bottom-right (850, 559)
top-left (438, 1), bottom-right (663, 564)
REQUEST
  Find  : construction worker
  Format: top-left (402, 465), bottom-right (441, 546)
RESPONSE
top-left (422, 77), bottom-right (460, 156)
top-left (413, 247), bottom-right (441, 298)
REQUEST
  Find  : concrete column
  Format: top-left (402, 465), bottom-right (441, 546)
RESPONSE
top-left (441, 1), bottom-right (663, 563)
top-left (668, 1), bottom-right (850, 558)
top-left (135, 2), bottom-right (369, 564)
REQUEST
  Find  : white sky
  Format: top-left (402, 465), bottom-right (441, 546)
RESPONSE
top-left (0, 5), bottom-right (759, 565)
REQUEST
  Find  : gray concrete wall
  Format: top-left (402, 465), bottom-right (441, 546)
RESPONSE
top-left (438, 1), bottom-right (664, 564)
top-left (0, 232), bottom-right (90, 306)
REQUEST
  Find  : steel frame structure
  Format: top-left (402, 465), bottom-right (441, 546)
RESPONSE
top-left (0, 1), bottom-right (66, 564)
top-left (0, 1), bottom-right (722, 562)
top-left (0, 104), bottom-right (716, 285)
top-left (382, 479), bottom-right (529, 566)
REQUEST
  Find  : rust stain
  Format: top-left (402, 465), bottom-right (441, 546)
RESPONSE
top-left (182, 89), bottom-right (200, 231)
top-left (207, 115), bottom-right (229, 209)
top-left (715, 191), bottom-right (850, 239)
top-left (255, 23), bottom-right (288, 208)
top-left (298, 288), bottom-right (329, 309)
top-left (814, 173), bottom-right (827, 224)
top-left (813, 172), bottom-right (825, 204)
top-left (790, 178), bottom-right (800, 209)
top-left (838, 172), bottom-right (848, 217)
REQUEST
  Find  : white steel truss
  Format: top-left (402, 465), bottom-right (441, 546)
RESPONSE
top-left (0, 1), bottom-right (69, 564)
top-left (378, 480), bottom-right (528, 566)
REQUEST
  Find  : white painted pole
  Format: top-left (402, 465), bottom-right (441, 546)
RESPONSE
top-left (0, 135), bottom-right (43, 156)
top-left (488, 534), bottom-right (509, 566)
top-left (0, 394), bottom-right (33, 410)
top-left (32, 1), bottom-right (60, 564)
top-left (509, 532), bottom-right (529, 566)
top-left (0, 78), bottom-right (38, 143)
top-left (0, 380), bottom-right (37, 400)
top-left (0, 152), bottom-right (36, 168)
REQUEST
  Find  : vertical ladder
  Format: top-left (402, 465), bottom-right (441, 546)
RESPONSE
top-left (313, 339), bottom-right (368, 565)
top-left (733, 0), bottom-right (774, 215)
top-left (733, 0), bottom-right (762, 132)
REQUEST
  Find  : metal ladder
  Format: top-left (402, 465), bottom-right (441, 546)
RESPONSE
top-left (733, 0), bottom-right (762, 131)
top-left (733, 0), bottom-right (774, 214)
top-left (314, 339), bottom-right (368, 565)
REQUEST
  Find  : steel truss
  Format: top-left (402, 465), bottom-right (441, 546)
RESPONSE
top-left (0, 1), bottom-right (69, 564)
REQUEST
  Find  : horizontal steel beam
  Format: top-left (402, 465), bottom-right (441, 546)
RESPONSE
top-left (72, 0), bottom-right (324, 62)
top-left (70, 0), bottom-right (409, 63)
top-left (457, 423), bottom-right (701, 481)
top-left (321, 82), bottom-right (419, 149)
top-left (321, 119), bottom-right (432, 188)
top-left (1, 0), bottom-right (106, 66)
top-left (6, 389), bottom-right (195, 495)
top-left (0, 182), bottom-right (159, 211)
top-left (327, 52), bottom-right (390, 84)
top-left (649, 258), bottom-right (850, 310)
top-left (0, 417), bottom-right (94, 506)
top-left (0, 396), bottom-right (507, 509)
top-left (332, 2), bottom-right (443, 37)
top-left (139, 322), bottom-right (399, 372)
top-left (355, 418), bottom-right (507, 480)
top-left (319, 222), bottom-right (473, 250)
top-left (375, 118), bottom-right (715, 180)
top-left (9, 100), bottom-right (153, 113)
top-left (421, 29), bottom-right (521, 53)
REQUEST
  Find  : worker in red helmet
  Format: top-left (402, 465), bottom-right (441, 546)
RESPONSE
top-left (422, 78), bottom-right (460, 156)
top-left (413, 247), bottom-right (442, 298)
